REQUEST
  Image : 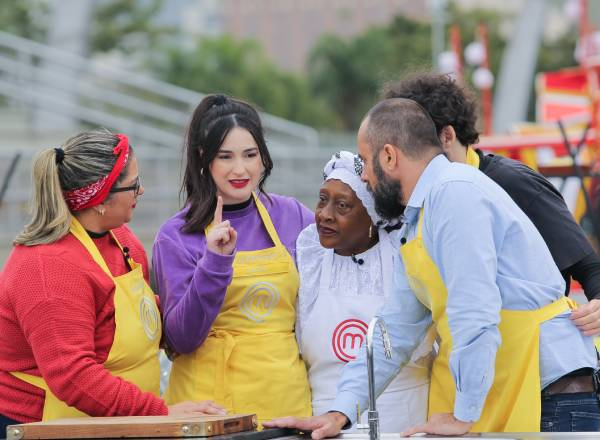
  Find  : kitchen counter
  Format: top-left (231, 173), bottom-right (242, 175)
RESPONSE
top-left (7, 425), bottom-right (600, 440)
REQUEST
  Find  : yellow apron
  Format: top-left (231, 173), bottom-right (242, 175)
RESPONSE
top-left (165, 193), bottom-right (311, 422)
top-left (400, 208), bottom-right (576, 432)
top-left (11, 218), bottom-right (161, 420)
top-left (465, 146), bottom-right (480, 168)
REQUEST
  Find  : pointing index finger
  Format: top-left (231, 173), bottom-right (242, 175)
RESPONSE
top-left (214, 196), bottom-right (223, 224)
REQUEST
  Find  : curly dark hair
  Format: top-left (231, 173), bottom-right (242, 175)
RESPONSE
top-left (382, 72), bottom-right (480, 147)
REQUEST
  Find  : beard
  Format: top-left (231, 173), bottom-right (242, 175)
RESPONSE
top-left (369, 158), bottom-right (406, 221)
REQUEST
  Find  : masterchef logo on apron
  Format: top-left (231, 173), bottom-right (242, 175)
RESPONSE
top-left (140, 296), bottom-right (160, 340)
top-left (240, 281), bottom-right (280, 323)
top-left (331, 318), bottom-right (368, 362)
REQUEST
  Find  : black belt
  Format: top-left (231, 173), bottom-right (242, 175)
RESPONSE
top-left (542, 368), bottom-right (598, 397)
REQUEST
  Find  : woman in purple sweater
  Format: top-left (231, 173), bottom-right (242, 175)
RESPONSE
top-left (152, 94), bottom-right (313, 423)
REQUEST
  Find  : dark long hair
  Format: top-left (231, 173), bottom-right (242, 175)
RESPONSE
top-left (181, 94), bottom-right (273, 233)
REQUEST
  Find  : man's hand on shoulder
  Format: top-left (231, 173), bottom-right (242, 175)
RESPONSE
top-left (262, 411), bottom-right (348, 440)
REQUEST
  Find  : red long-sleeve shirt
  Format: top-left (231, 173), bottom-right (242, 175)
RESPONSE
top-left (0, 225), bottom-right (168, 422)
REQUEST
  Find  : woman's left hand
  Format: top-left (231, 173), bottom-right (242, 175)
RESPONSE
top-left (571, 299), bottom-right (600, 336)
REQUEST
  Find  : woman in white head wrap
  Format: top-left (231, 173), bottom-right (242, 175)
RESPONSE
top-left (296, 151), bottom-right (432, 432)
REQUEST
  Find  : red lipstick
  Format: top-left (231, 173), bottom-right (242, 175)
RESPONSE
top-left (230, 179), bottom-right (250, 189)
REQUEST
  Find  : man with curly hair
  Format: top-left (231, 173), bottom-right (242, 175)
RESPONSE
top-left (383, 72), bottom-right (600, 335)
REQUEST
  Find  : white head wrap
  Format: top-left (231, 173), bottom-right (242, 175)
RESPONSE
top-left (323, 150), bottom-right (382, 226)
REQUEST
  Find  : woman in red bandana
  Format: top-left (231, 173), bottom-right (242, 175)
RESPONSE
top-left (0, 130), bottom-right (224, 431)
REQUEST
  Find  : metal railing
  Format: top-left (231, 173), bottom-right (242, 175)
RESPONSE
top-left (0, 30), bottom-right (339, 264)
top-left (0, 30), bottom-right (319, 150)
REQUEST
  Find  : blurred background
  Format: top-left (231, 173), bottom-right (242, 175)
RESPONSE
top-left (0, 0), bottom-right (597, 267)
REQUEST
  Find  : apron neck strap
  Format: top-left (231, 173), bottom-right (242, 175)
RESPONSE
top-left (70, 217), bottom-right (131, 278)
top-left (416, 208), bottom-right (425, 240)
top-left (466, 147), bottom-right (480, 168)
top-left (252, 192), bottom-right (284, 248)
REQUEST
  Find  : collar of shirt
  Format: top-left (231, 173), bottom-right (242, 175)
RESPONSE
top-left (403, 154), bottom-right (448, 225)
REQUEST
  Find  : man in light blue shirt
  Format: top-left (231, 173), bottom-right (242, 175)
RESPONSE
top-left (264, 98), bottom-right (599, 437)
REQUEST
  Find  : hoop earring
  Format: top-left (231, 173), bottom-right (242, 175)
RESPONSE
top-left (368, 224), bottom-right (373, 239)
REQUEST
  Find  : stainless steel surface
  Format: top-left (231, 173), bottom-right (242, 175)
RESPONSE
top-left (366, 317), bottom-right (393, 440)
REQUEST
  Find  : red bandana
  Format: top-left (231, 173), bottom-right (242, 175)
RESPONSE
top-left (63, 134), bottom-right (130, 211)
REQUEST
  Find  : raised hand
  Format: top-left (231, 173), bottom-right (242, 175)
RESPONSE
top-left (206, 196), bottom-right (238, 255)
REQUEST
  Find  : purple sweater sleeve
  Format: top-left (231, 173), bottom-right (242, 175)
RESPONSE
top-left (299, 201), bottom-right (315, 230)
top-left (270, 195), bottom-right (314, 263)
top-left (152, 227), bottom-right (234, 354)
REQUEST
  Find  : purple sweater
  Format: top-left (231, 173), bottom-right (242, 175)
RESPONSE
top-left (152, 193), bottom-right (314, 354)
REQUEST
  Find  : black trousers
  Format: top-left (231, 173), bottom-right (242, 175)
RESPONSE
top-left (0, 414), bottom-right (19, 440)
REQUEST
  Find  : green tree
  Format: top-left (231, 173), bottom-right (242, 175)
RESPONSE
top-left (0, 0), bottom-right (48, 41)
top-left (89, 0), bottom-right (172, 54)
top-left (151, 35), bottom-right (333, 127)
top-left (308, 16), bottom-right (432, 129)
top-left (307, 4), bottom-right (515, 130)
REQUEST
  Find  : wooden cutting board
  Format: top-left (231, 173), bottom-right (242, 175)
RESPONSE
top-left (6, 414), bottom-right (257, 439)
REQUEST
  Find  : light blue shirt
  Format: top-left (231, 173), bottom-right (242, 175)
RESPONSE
top-left (331, 154), bottom-right (597, 424)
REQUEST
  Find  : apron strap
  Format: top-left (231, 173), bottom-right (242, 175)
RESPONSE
top-left (465, 147), bottom-right (481, 168)
top-left (535, 296), bottom-right (577, 324)
top-left (252, 192), bottom-right (284, 248)
top-left (70, 217), bottom-right (113, 278)
top-left (416, 208), bottom-right (425, 240)
top-left (108, 228), bottom-right (137, 270)
top-left (10, 371), bottom-right (46, 390)
top-left (70, 218), bottom-right (134, 278)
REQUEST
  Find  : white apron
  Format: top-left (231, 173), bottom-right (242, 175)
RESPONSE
top-left (299, 231), bottom-right (432, 432)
